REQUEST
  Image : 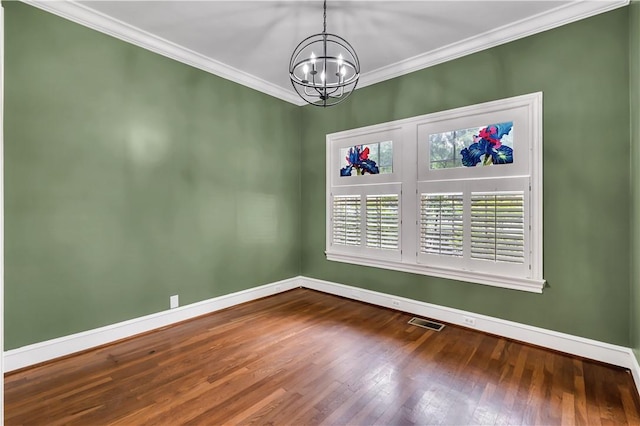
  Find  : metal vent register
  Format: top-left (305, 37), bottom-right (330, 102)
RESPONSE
top-left (408, 317), bottom-right (445, 331)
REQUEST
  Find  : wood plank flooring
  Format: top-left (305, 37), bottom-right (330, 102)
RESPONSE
top-left (5, 288), bottom-right (640, 425)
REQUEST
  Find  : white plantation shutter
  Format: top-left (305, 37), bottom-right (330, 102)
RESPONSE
top-left (470, 192), bottom-right (525, 264)
top-left (366, 195), bottom-right (399, 249)
top-left (332, 195), bottom-right (361, 246)
top-left (420, 193), bottom-right (463, 257)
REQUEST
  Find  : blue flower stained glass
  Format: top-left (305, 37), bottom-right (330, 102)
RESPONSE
top-left (429, 122), bottom-right (514, 170)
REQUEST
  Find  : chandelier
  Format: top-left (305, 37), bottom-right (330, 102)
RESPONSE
top-left (289, 0), bottom-right (360, 107)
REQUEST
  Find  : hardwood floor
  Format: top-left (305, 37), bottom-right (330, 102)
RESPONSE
top-left (5, 288), bottom-right (640, 425)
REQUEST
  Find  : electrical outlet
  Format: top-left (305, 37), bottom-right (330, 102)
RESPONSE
top-left (391, 299), bottom-right (401, 308)
top-left (463, 316), bottom-right (476, 327)
top-left (170, 295), bottom-right (179, 309)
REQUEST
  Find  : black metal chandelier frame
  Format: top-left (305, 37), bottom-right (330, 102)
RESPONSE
top-left (289, 0), bottom-right (360, 107)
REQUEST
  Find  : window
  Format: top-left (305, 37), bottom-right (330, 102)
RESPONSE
top-left (420, 193), bottom-right (464, 257)
top-left (428, 122), bottom-right (514, 170)
top-left (340, 141), bottom-right (393, 175)
top-left (469, 192), bottom-right (524, 263)
top-left (332, 195), bottom-right (361, 246)
top-left (366, 195), bottom-right (399, 249)
top-left (326, 93), bottom-right (544, 293)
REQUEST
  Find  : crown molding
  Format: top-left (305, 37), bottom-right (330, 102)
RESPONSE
top-left (358, 0), bottom-right (629, 89)
top-left (20, 0), bottom-right (628, 106)
top-left (20, 0), bottom-right (306, 106)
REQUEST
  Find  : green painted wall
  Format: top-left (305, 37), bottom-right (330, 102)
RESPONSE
top-left (4, 2), bottom-right (635, 351)
top-left (301, 9), bottom-right (631, 345)
top-left (630, 0), bottom-right (640, 358)
top-left (4, 2), bottom-right (301, 349)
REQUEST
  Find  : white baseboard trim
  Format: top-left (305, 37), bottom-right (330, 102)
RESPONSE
top-left (5, 273), bottom-right (640, 401)
top-left (4, 277), bottom-right (302, 372)
top-left (300, 276), bottom-right (637, 371)
top-left (630, 349), bottom-right (640, 394)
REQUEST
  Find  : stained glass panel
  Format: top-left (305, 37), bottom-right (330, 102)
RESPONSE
top-left (340, 141), bottom-right (393, 176)
top-left (429, 122), bottom-right (514, 170)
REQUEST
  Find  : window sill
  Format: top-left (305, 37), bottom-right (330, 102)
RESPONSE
top-left (325, 252), bottom-right (545, 293)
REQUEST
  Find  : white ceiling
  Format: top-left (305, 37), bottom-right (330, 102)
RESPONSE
top-left (27, 0), bottom-right (628, 105)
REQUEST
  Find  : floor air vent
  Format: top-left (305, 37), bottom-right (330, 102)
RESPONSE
top-left (408, 317), bottom-right (445, 331)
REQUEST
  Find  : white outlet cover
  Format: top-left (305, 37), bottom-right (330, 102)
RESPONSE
top-left (170, 295), bottom-right (179, 309)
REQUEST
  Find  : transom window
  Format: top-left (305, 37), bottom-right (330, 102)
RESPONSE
top-left (339, 141), bottom-right (393, 176)
top-left (429, 122), bottom-right (514, 170)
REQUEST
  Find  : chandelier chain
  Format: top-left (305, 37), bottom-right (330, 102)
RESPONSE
top-left (323, 0), bottom-right (327, 34)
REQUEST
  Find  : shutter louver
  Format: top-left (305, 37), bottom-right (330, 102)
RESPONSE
top-left (366, 195), bottom-right (399, 249)
top-left (332, 195), bottom-right (361, 246)
top-left (471, 192), bottom-right (525, 263)
top-left (420, 193), bottom-right (464, 257)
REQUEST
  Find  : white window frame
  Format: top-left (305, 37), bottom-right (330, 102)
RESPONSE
top-left (326, 92), bottom-right (544, 293)
top-left (327, 127), bottom-right (404, 262)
